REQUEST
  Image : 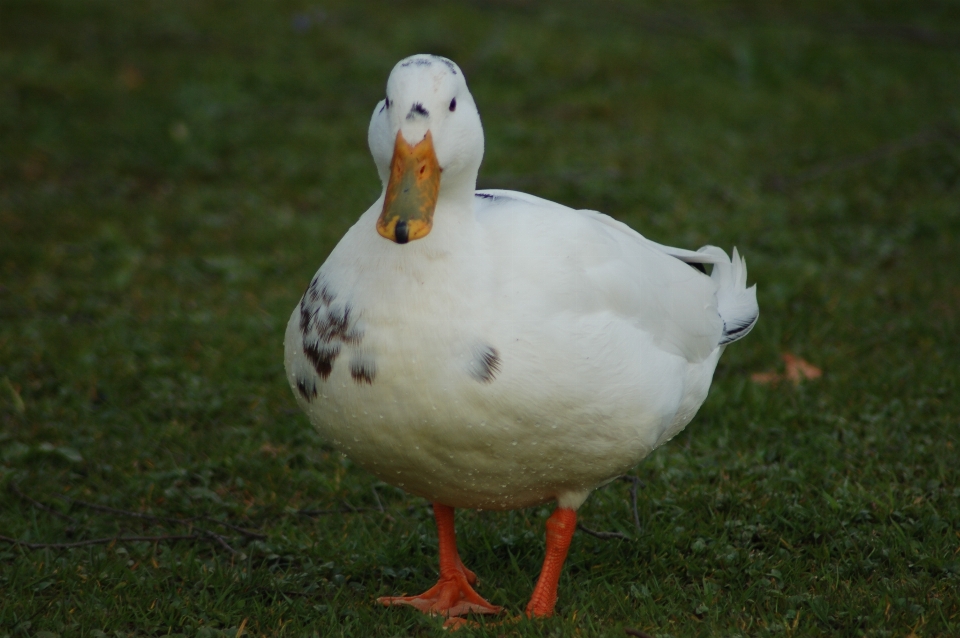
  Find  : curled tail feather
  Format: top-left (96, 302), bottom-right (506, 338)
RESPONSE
top-left (698, 245), bottom-right (759, 345)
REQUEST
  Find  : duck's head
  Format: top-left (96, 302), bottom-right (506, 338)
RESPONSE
top-left (368, 54), bottom-right (484, 244)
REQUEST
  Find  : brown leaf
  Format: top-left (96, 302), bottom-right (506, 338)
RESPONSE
top-left (782, 353), bottom-right (822, 382)
top-left (751, 353), bottom-right (822, 385)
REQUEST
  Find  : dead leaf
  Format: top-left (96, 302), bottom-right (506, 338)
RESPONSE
top-left (782, 353), bottom-right (822, 382)
top-left (751, 353), bottom-right (822, 385)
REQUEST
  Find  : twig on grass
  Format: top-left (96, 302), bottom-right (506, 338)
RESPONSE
top-left (577, 523), bottom-right (630, 541)
top-left (9, 483), bottom-right (78, 525)
top-left (7, 485), bottom-right (261, 553)
top-left (371, 485), bottom-right (385, 513)
top-left (619, 475), bottom-right (644, 532)
top-left (0, 533), bottom-right (204, 550)
top-left (624, 628), bottom-right (654, 638)
top-left (202, 529), bottom-right (239, 555)
top-left (566, 476), bottom-right (645, 540)
top-left (296, 506), bottom-right (376, 516)
top-left (371, 485), bottom-right (395, 522)
top-left (205, 518), bottom-right (267, 539)
top-left (56, 494), bottom-right (266, 539)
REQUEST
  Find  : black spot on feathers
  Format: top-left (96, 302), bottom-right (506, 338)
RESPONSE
top-left (471, 345), bottom-right (501, 383)
top-left (296, 376), bottom-right (317, 401)
top-left (350, 358), bottom-right (376, 385)
top-left (303, 341), bottom-right (338, 380)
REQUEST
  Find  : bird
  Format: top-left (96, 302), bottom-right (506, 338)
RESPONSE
top-left (283, 53), bottom-right (758, 623)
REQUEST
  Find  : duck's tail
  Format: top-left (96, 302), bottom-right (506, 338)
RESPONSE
top-left (698, 246), bottom-right (759, 345)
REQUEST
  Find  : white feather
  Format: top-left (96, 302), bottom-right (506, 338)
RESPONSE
top-left (283, 54), bottom-right (759, 512)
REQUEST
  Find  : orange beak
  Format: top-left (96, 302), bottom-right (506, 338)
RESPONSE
top-left (377, 130), bottom-right (441, 244)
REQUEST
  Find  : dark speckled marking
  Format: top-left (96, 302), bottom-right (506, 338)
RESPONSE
top-left (433, 56), bottom-right (457, 74)
top-left (401, 58), bottom-right (433, 68)
top-left (298, 275), bottom-right (363, 382)
top-left (407, 103), bottom-right (429, 120)
top-left (304, 342), bottom-right (338, 380)
top-left (303, 275), bottom-right (335, 313)
top-left (474, 192), bottom-right (513, 204)
top-left (720, 314), bottom-right (758, 345)
top-left (296, 376), bottom-right (317, 401)
top-left (350, 358), bottom-right (376, 385)
top-left (472, 345), bottom-right (501, 383)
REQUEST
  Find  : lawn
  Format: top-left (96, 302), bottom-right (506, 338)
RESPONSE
top-left (1, 1), bottom-right (959, 636)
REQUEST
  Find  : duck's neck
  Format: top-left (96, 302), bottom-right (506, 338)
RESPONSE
top-left (379, 178), bottom-right (475, 274)
top-left (438, 170), bottom-right (477, 207)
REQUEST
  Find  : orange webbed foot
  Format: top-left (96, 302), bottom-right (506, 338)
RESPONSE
top-left (378, 503), bottom-right (501, 618)
top-left (377, 563), bottom-right (501, 617)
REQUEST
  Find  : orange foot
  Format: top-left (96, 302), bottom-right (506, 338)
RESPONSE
top-left (378, 564), bottom-right (501, 617)
top-left (378, 503), bottom-right (502, 618)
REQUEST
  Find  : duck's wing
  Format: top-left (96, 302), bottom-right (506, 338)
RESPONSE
top-left (474, 190), bottom-right (726, 363)
top-left (578, 206), bottom-right (758, 344)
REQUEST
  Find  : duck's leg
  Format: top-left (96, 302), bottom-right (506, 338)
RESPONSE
top-left (525, 507), bottom-right (577, 617)
top-left (378, 503), bottom-right (502, 617)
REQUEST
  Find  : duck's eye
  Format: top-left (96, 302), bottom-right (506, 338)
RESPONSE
top-left (385, 98), bottom-right (391, 108)
top-left (449, 98), bottom-right (456, 112)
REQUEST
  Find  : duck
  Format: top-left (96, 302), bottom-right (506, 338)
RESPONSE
top-left (283, 53), bottom-right (758, 622)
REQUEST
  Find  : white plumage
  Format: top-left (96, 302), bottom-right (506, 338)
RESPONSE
top-left (283, 54), bottom-right (758, 620)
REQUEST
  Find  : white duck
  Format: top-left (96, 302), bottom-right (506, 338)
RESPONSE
top-left (284, 54), bottom-right (758, 621)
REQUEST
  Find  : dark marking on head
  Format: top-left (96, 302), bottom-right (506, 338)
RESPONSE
top-left (401, 58), bottom-right (433, 68)
top-left (350, 358), bottom-right (376, 385)
top-left (395, 220), bottom-right (409, 244)
top-left (296, 376), bottom-right (317, 401)
top-left (471, 345), bottom-right (501, 383)
top-left (406, 103), bottom-right (429, 120)
top-left (449, 98), bottom-right (457, 112)
top-left (433, 56), bottom-right (458, 75)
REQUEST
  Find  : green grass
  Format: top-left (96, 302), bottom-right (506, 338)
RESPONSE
top-left (2, 0), bottom-right (959, 636)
